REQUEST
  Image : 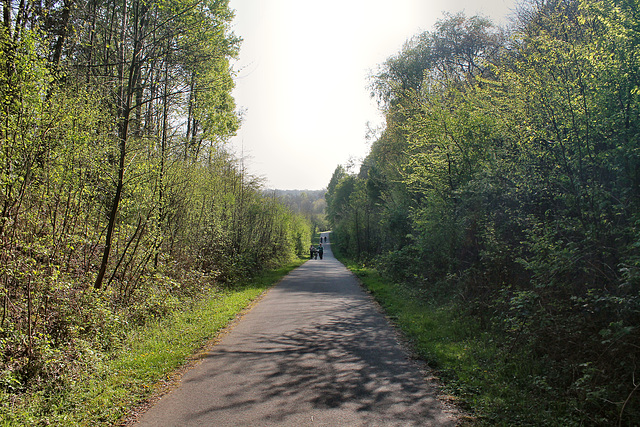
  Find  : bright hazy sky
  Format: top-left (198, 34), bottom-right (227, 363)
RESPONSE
top-left (228, 0), bottom-right (518, 190)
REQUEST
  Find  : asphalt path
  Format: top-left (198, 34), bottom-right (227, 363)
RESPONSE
top-left (135, 233), bottom-right (458, 426)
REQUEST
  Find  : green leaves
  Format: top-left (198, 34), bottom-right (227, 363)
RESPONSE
top-left (0, 0), bottom-right (312, 420)
top-left (329, 1), bottom-right (640, 423)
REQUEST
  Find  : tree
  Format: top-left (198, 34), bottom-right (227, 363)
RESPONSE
top-left (0, 0), bottom-right (315, 403)
top-left (328, 2), bottom-right (640, 422)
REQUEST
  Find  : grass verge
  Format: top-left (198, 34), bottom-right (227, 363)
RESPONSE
top-left (0, 258), bottom-right (305, 427)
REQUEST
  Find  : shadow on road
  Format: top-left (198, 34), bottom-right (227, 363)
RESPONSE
top-left (183, 310), bottom-right (447, 425)
top-left (136, 232), bottom-right (456, 426)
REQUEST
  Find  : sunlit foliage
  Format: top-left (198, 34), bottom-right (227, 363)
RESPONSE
top-left (327, 1), bottom-right (640, 423)
top-left (0, 0), bottom-right (311, 411)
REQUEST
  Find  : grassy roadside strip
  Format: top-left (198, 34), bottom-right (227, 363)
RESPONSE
top-left (1, 258), bottom-right (306, 427)
top-left (336, 254), bottom-right (562, 426)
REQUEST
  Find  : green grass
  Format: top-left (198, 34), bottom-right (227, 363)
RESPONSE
top-left (0, 258), bottom-right (305, 426)
top-left (339, 258), bottom-right (568, 426)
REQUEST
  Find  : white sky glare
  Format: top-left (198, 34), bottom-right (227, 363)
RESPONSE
top-left (228, 0), bottom-right (518, 190)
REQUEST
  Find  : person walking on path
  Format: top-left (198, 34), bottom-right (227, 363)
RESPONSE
top-left (317, 243), bottom-right (324, 259)
top-left (134, 239), bottom-right (458, 426)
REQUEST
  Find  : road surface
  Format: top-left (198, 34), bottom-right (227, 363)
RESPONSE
top-left (135, 232), bottom-right (458, 426)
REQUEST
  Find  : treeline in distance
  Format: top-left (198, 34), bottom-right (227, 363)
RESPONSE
top-left (270, 189), bottom-right (328, 233)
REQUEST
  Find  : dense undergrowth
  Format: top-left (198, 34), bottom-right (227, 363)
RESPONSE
top-left (0, 259), bottom-right (305, 426)
top-left (336, 251), bottom-right (617, 426)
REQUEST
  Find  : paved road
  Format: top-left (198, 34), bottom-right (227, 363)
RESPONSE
top-left (135, 233), bottom-right (457, 426)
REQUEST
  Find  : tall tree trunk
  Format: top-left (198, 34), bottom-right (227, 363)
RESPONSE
top-left (155, 46), bottom-right (169, 268)
top-left (51, 0), bottom-right (74, 65)
top-left (95, 0), bottom-right (146, 289)
top-left (2, 0), bottom-right (12, 38)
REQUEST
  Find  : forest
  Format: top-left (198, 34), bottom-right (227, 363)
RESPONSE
top-left (326, 0), bottom-right (639, 424)
top-left (0, 0), bottom-right (312, 417)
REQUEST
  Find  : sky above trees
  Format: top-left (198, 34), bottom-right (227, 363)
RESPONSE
top-left (228, 0), bottom-right (518, 190)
